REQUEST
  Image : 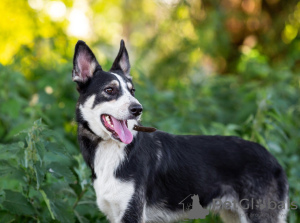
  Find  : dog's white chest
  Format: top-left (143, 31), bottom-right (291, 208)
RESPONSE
top-left (93, 140), bottom-right (134, 222)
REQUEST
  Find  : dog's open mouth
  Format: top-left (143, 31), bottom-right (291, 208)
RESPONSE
top-left (101, 114), bottom-right (133, 144)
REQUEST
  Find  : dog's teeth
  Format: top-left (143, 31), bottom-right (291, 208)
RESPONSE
top-left (103, 115), bottom-right (114, 128)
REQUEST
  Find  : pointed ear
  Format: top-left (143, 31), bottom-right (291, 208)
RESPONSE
top-left (110, 40), bottom-right (131, 78)
top-left (72, 40), bottom-right (101, 83)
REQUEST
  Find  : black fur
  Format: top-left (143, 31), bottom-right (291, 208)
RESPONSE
top-left (115, 132), bottom-right (288, 216)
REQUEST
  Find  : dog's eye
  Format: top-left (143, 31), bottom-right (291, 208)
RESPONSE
top-left (130, 88), bottom-right (135, 96)
top-left (105, 87), bottom-right (114, 94)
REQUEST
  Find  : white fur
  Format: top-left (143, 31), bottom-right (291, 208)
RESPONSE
top-left (156, 149), bottom-right (162, 162)
top-left (127, 82), bottom-right (133, 89)
top-left (80, 95), bottom-right (109, 139)
top-left (155, 147), bottom-right (162, 169)
top-left (277, 194), bottom-right (289, 223)
top-left (145, 203), bottom-right (185, 223)
top-left (110, 80), bottom-right (120, 87)
top-left (207, 196), bottom-right (249, 223)
top-left (93, 139), bottom-right (135, 222)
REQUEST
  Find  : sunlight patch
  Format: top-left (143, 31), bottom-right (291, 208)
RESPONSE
top-left (67, 8), bottom-right (91, 38)
top-left (46, 1), bottom-right (66, 21)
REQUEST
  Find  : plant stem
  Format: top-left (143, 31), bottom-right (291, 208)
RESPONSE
top-left (73, 187), bottom-right (88, 209)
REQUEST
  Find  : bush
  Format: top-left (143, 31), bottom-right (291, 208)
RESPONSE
top-left (0, 120), bottom-right (107, 223)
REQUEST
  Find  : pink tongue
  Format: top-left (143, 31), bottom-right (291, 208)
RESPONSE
top-left (110, 117), bottom-right (133, 144)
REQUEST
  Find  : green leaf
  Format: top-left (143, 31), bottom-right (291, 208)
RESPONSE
top-left (0, 162), bottom-right (15, 176)
top-left (75, 198), bottom-right (100, 220)
top-left (0, 160), bottom-right (23, 178)
top-left (34, 163), bottom-right (45, 189)
top-left (47, 162), bottom-right (76, 183)
top-left (39, 190), bottom-right (55, 220)
top-left (0, 190), bottom-right (4, 204)
top-left (41, 182), bottom-right (70, 200)
top-left (0, 143), bottom-right (22, 160)
top-left (33, 119), bottom-right (42, 126)
top-left (267, 141), bottom-right (282, 153)
top-left (2, 190), bottom-right (35, 215)
top-left (45, 141), bottom-right (69, 157)
top-left (74, 210), bottom-right (89, 223)
top-left (50, 201), bottom-right (74, 223)
top-left (42, 128), bottom-right (58, 139)
top-left (0, 211), bottom-right (15, 223)
top-left (35, 141), bottom-right (45, 161)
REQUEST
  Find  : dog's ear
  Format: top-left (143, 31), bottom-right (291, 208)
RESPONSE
top-left (72, 40), bottom-right (101, 84)
top-left (110, 40), bottom-right (131, 78)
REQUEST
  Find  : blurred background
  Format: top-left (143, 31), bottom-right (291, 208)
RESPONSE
top-left (0, 0), bottom-right (300, 222)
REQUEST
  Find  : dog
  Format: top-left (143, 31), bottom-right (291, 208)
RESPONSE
top-left (72, 40), bottom-right (289, 223)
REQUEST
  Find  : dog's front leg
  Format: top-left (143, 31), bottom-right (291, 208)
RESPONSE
top-left (120, 189), bottom-right (145, 223)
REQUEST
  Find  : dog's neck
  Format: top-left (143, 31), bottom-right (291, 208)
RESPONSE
top-left (77, 122), bottom-right (130, 179)
top-left (98, 139), bottom-right (127, 152)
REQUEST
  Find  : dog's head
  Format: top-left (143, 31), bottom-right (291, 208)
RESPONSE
top-left (72, 40), bottom-right (142, 144)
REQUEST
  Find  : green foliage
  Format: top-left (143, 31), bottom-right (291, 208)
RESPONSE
top-left (0, 0), bottom-right (300, 222)
top-left (0, 120), bottom-right (107, 222)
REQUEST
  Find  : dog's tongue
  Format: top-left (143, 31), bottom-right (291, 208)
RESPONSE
top-left (110, 117), bottom-right (133, 144)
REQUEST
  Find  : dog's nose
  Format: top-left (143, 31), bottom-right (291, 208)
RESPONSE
top-left (129, 104), bottom-right (143, 116)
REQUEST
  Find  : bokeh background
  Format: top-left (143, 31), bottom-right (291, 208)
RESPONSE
top-left (0, 0), bottom-right (300, 222)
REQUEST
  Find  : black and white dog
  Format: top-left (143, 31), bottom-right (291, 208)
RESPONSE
top-left (72, 40), bottom-right (289, 223)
